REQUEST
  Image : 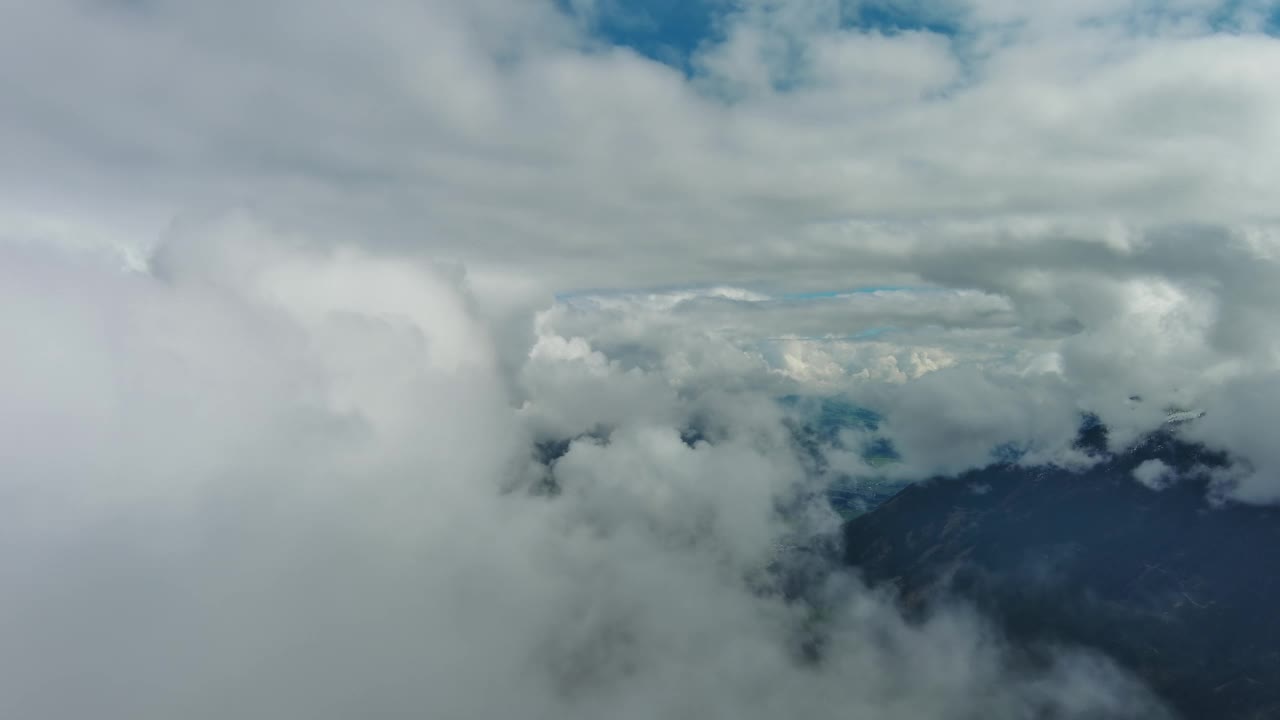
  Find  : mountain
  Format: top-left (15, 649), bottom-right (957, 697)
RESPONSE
top-left (843, 427), bottom-right (1280, 719)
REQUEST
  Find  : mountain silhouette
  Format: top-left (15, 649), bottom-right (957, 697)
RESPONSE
top-left (844, 425), bottom-right (1280, 719)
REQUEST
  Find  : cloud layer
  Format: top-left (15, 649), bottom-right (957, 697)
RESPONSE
top-left (5, 0), bottom-right (1280, 716)
top-left (0, 230), bottom-right (1171, 718)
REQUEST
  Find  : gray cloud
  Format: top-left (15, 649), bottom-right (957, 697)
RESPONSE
top-left (3, 2), bottom-right (1279, 286)
top-left (4, 0), bottom-right (1280, 715)
top-left (0, 230), bottom-right (1171, 719)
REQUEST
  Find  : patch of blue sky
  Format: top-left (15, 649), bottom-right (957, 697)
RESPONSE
top-left (1077, 0), bottom-right (1280, 35)
top-left (554, 0), bottom-right (726, 72)
top-left (838, 1), bottom-right (965, 37)
top-left (561, 0), bottom-right (1277, 86)
top-left (557, 0), bottom-right (967, 75)
top-left (1244, 0), bottom-right (1280, 34)
top-left (1200, 0), bottom-right (1280, 33)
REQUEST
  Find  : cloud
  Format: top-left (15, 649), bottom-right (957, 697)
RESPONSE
top-left (4, 2), bottom-right (1280, 288)
top-left (1184, 372), bottom-right (1280, 504)
top-left (5, 0), bottom-right (1280, 715)
top-left (0, 229), bottom-right (1172, 718)
top-left (1132, 458), bottom-right (1175, 490)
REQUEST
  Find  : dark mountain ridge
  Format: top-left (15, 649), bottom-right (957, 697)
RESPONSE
top-left (843, 427), bottom-right (1280, 719)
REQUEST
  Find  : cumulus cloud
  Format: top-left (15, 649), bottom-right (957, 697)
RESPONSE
top-left (5, 0), bottom-right (1280, 715)
top-left (0, 227), bottom-right (1173, 719)
top-left (4, 1), bottom-right (1280, 287)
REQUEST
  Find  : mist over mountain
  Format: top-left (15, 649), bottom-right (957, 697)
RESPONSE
top-left (846, 418), bottom-right (1280, 719)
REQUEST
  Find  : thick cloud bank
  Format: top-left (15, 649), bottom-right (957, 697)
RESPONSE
top-left (6, 0), bottom-right (1280, 500)
top-left (0, 231), bottom-right (1168, 719)
top-left (5, 0), bottom-right (1280, 716)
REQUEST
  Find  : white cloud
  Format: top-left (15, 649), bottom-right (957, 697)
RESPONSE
top-left (1132, 458), bottom-right (1175, 490)
top-left (5, 0), bottom-right (1280, 714)
top-left (4, 1), bottom-right (1280, 290)
top-left (0, 230), bottom-right (1171, 718)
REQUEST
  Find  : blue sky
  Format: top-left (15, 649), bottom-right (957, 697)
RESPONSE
top-left (560, 0), bottom-right (1279, 75)
top-left (557, 0), bottom-right (965, 73)
top-left (556, 0), bottom-right (725, 70)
